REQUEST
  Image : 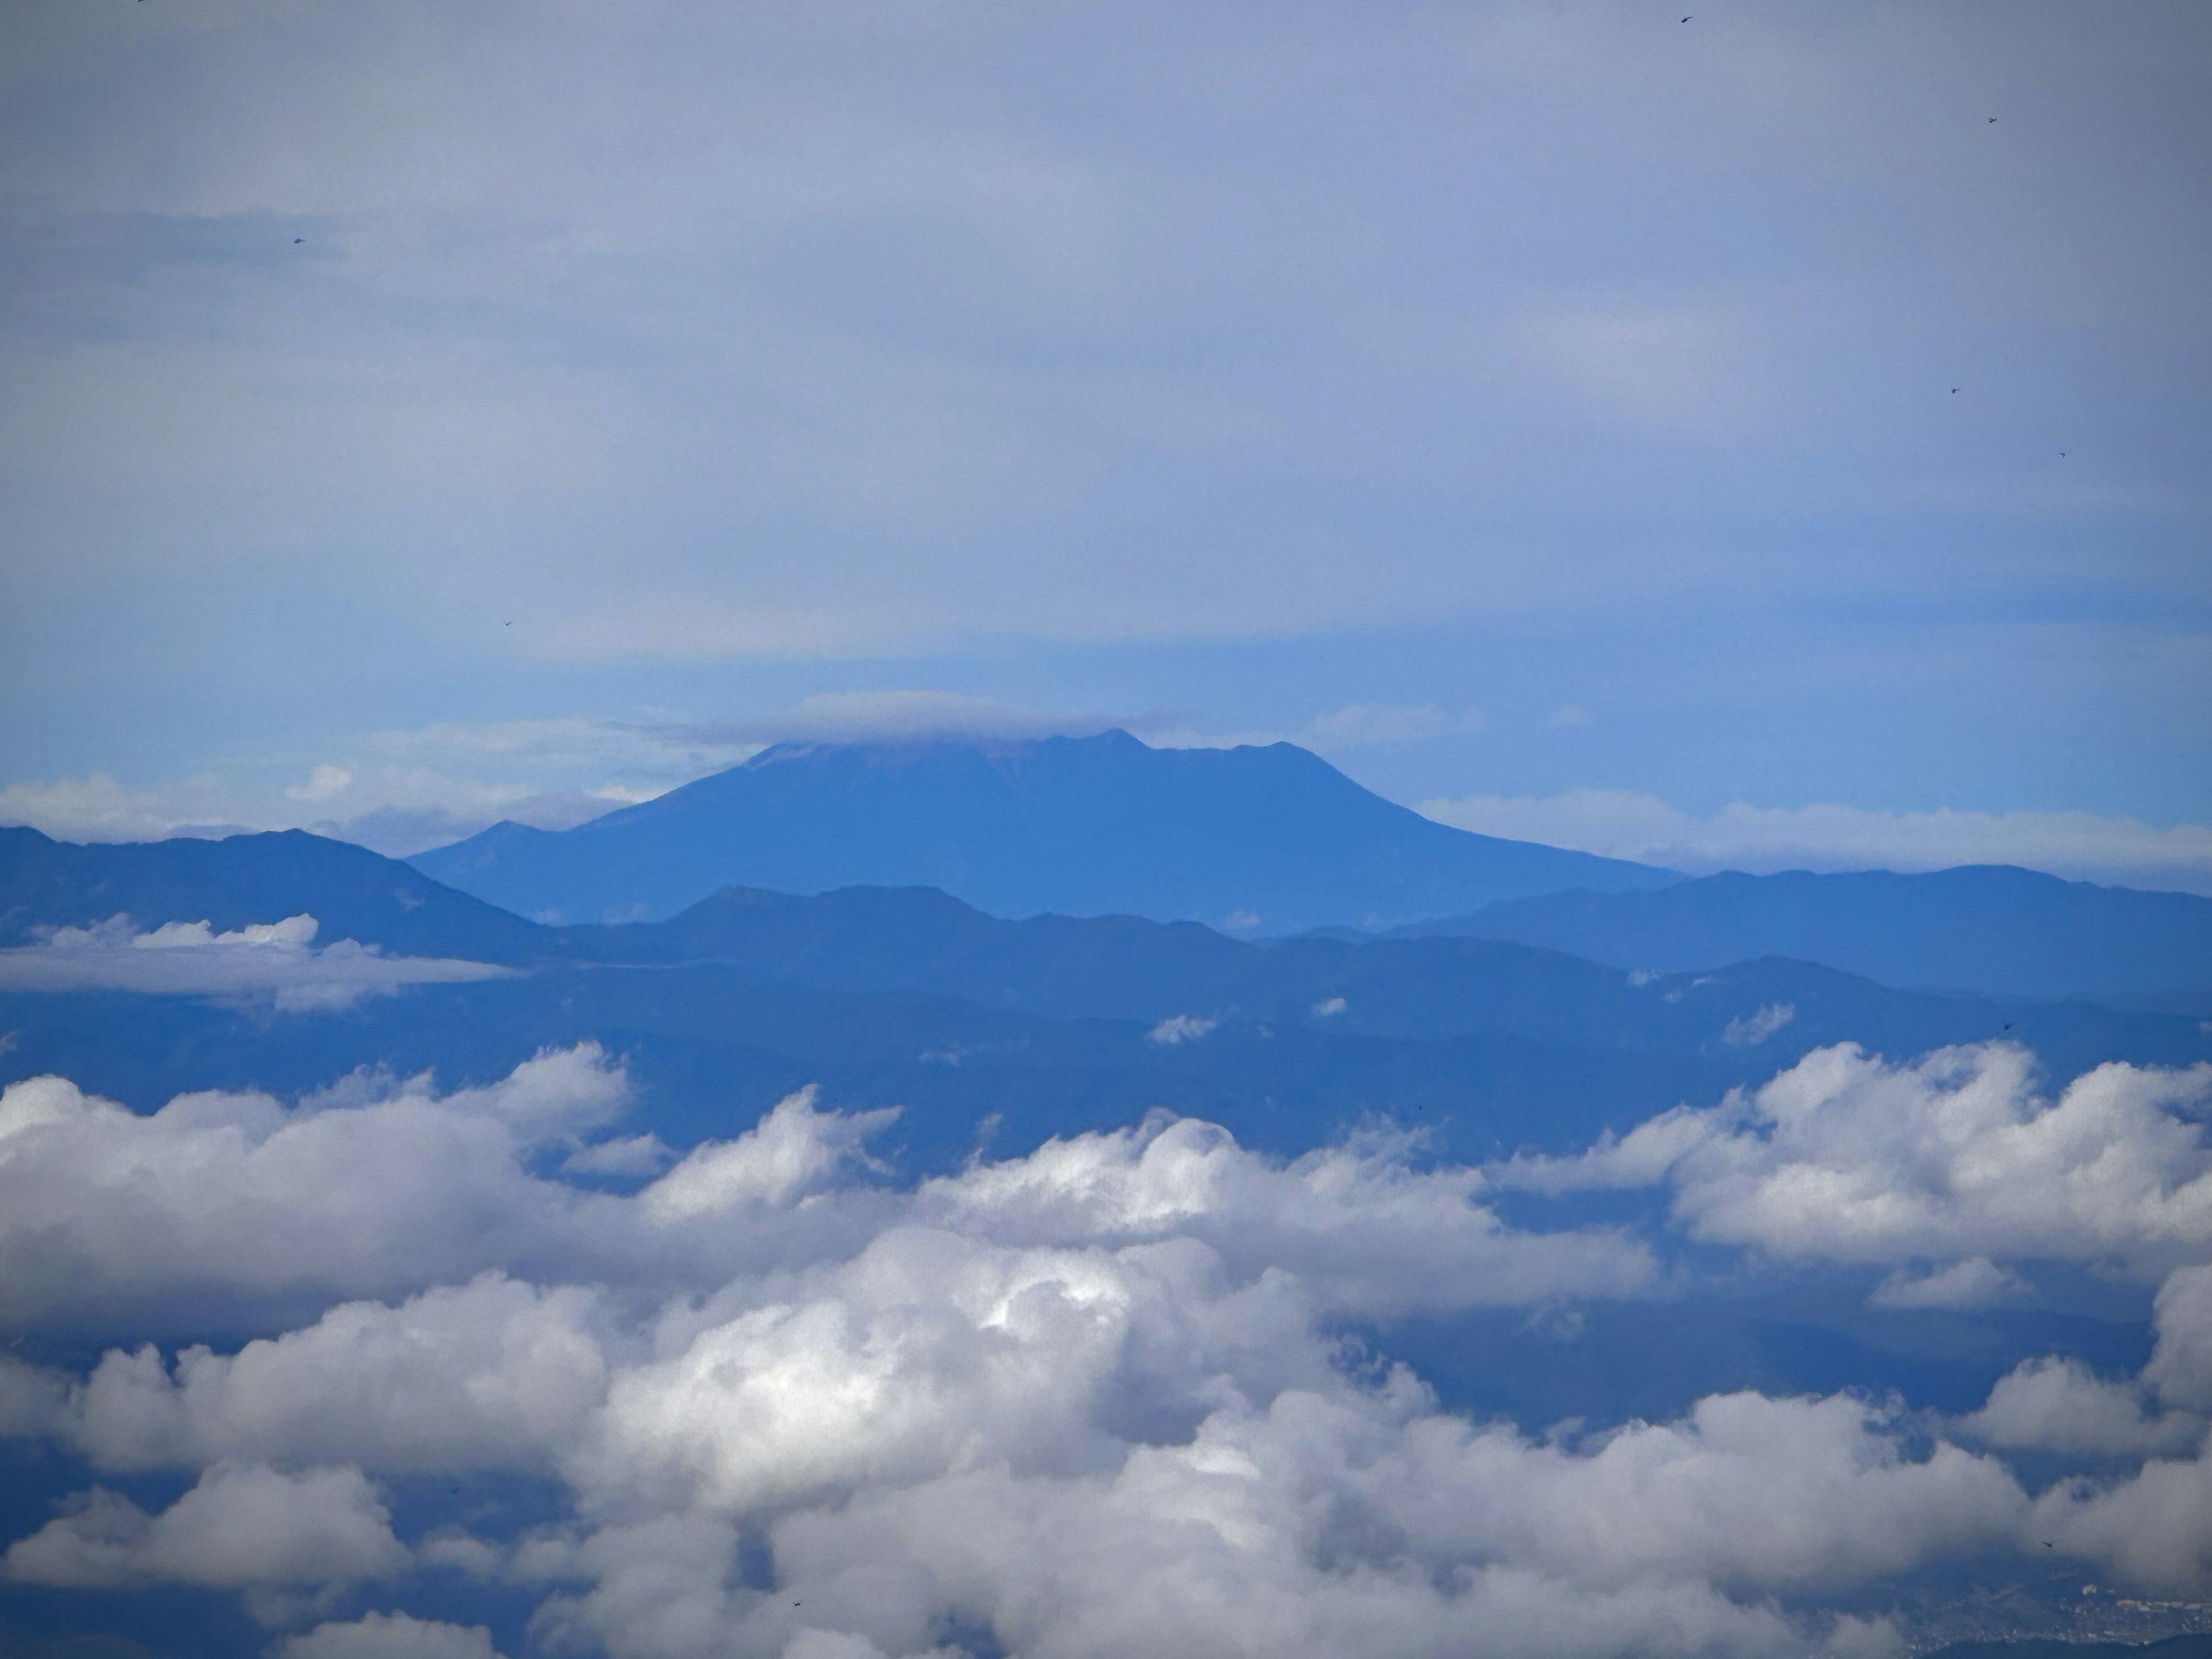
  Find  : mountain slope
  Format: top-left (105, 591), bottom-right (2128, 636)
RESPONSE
top-left (410, 730), bottom-right (1675, 929)
top-left (0, 825), bottom-right (552, 962)
top-left (7, 824), bottom-right (2203, 1084)
top-left (1390, 865), bottom-right (2212, 1002)
top-left (579, 882), bottom-right (2212, 1078)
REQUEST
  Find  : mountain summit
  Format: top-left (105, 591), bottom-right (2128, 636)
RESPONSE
top-left (410, 730), bottom-right (1674, 929)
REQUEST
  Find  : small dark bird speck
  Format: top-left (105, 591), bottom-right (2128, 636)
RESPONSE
top-left (294, 238), bottom-right (304, 244)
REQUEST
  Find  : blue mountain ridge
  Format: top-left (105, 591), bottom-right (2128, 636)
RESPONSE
top-left (1391, 865), bottom-right (2212, 1004)
top-left (0, 824), bottom-right (545, 960)
top-left (408, 730), bottom-right (1677, 930)
top-left (5, 828), bottom-right (2209, 1182)
top-left (6, 826), bottom-right (2205, 1074)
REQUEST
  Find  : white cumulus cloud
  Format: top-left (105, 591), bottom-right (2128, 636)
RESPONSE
top-left (2, 1463), bottom-right (404, 1593)
top-left (282, 1611), bottom-right (508, 1659)
top-left (1498, 1043), bottom-right (2212, 1277)
top-left (13, 1037), bottom-right (2212, 1650)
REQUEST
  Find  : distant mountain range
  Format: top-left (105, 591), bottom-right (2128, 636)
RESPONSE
top-left (0, 824), bottom-right (546, 959)
top-left (1393, 865), bottom-right (2212, 1005)
top-left (408, 730), bottom-right (1676, 930)
top-left (6, 827), bottom-right (2210, 1172)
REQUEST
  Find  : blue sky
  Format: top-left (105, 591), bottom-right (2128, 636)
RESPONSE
top-left (2, 1), bottom-right (2207, 888)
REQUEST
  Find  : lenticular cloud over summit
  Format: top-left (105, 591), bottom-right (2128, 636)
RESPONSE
top-left (6, 1041), bottom-right (2212, 1656)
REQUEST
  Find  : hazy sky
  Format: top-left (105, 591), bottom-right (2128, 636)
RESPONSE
top-left (3, 1), bottom-right (2208, 884)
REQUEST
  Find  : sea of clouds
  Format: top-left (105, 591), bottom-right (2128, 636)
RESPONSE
top-left (1, 1040), bottom-right (2209, 1658)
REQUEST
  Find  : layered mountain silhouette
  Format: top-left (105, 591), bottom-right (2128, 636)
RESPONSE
top-left (7, 829), bottom-right (2210, 1163)
top-left (0, 824), bottom-right (547, 959)
top-left (1392, 865), bottom-right (2212, 1004)
top-left (408, 730), bottom-right (1676, 929)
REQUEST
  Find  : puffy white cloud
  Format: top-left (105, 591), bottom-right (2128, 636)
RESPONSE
top-left (1868, 1256), bottom-right (2032, 1310)
top-left (719, 1387), bottom-right (2013, 1659)
top-left (638, 1088), bottom-right (897, 1225)
top-left (1417, 790), bottom-right (2212, 896)
top-left (1499, 1043), bottom-right (2212, 1277)
top-left (1480, 1035), bottom-right (2212, 1606)
top-left (0, 771), bottom-right (247, 843)
top-left (1981, 1268), bottom-right (2212, 1590)
top-left (12, 1042), bottom-right (2197, 1652)
top-left (1718, 1002), bottom-right (1794, 1049)
top-left (68, 1275), bottom-right (608, 1476)
top-left (2, 1464), bottom-right (404, 1591)
top-left (0, 1047), bottom-right (631, 1323)
top-left (919, 1116), bottom-right (1651, 1317)
top-left (563, 1133), bottom-right (679, 1179)
top-left (282, 1611), bottom-right (507, 1659)
top-left (0, 1053), bottom-right (1643, 1336)
top-left (287, 765), bottom-right (356, 804)
top-left (1963, 1357), bottom-right (2202, 1458)
top-left (2029, 1443), bottom-right (2212, 1594)
top-left (2142, 1263), bottom-right (2212, 1412)
top-left (0, 912), bottom-right (510, 1010)
top-left (0, 1353), bottom-right (75, 1438)
top-left (1145, 1013), bottom-right (1217, 1046)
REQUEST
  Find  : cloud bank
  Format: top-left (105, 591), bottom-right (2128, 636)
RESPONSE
top-left (0, 913), bottom-right (510, 1010)
top-left (9, 1039), bottom-right (2212, 1652)
top-left (1498, 1043), bottom-right (2212, 1278)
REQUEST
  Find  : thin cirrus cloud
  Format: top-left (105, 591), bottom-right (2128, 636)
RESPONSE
top-left (1421, 787), bottom-right (2212, 894)
top-left (0, 697), bottom-right (1473, 859)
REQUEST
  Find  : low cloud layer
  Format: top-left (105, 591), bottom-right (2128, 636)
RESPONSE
top-left (0, 1056), bottom-right (1650, 1333)
top-left (1498, 1043), bottom-right (2212, 1278)
top-left (0, 913), bottom-right (510, 1009)
top-left (7, 1041), bottom-right (2212, 1651)
top-left (1495, 1040), bottom-right (2212, 1599)
top-left (1419, 789), bottom-right (2212, 895)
